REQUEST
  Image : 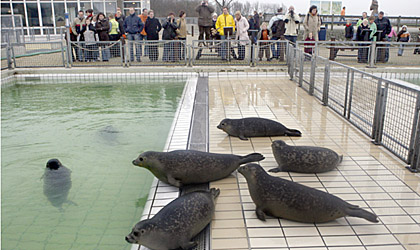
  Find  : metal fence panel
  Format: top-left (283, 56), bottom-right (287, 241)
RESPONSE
top-left (327, 61), bottom-right (350, 115)
top-left (254, 40), bottom-right (288, 66)
top-left (1, 43), bottom-right (9, 70)
top-left (381, 81), bottom-right (419, 161)
top-left (301, 52), bottom-right (312, 92)
top-left (69, 41), bottom-right (123, 67)
top-left (375, 42), bottom-right (420, 66)
top-left (346, 71), bottom-right (380, 138)
top-left (191, 40), bottom-right (252, 66)
top-left (313, 56), bottom-right (327, 101)
top-left (11, 41), bottom-right (65, 68)
top-left (126, 40), bottom-right (187, 67)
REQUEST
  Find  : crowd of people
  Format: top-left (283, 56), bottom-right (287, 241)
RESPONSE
top-left (68, 2), bottom-right (418, 63)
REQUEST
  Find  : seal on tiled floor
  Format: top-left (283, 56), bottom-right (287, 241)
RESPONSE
top-left (217, 117), bottom-right (302, 140)
top-left (238, 164), bottom-right (379, 223)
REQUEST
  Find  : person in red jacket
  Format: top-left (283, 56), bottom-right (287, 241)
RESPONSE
top-left (304, 32), bottom-right (315, 55)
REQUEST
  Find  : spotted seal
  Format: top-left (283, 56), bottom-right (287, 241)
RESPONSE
top-left (42, 159), bottom-right (74, 209)
top-left (132, 150), bottom-right (264, 187)
top-left (270, 140), bottom-right (343, 173)
top-left (125, 188), bottom-right (220, 249)
top-left (238, 164), bottom-right (378, 223)
top-left (217, 118), bottom-right (302, 140)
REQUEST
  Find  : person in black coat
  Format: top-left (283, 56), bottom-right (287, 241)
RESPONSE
top-left (144, 10), bottom-right (162, 61)
top-left (374, 11), bottom-right (391, 62)
top-left (95, 12), bottom-right (111, 61)
top-left (162, 12), bottom-right (178, 62)
top-left (356, 19), bottom-right (371, 63)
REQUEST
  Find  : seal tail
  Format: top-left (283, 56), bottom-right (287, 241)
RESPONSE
top-left (239, 153), bottom-right (265, 164)
top-left (285, 129), bottom-right (302, 137)
top-left (345, 207), bottom-right (379, 223)
top-left (210, 188), bottom-right (220, 199)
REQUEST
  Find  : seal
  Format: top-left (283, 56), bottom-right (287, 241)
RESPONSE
top-left (270, 140), bottom-right (343, 173)
top-left (132, 150), bottom-right (264, 187)
top-left (217, 118), bottom-right (302, 140)
top-left (238, 164), bottom-right (378, 223)
top-left (42, 159), bottom-right (74, 209)
top-left (125, 188), bottom-right (220, 250)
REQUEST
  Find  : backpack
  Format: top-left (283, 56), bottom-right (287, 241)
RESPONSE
top-left (271, 19), bottom-right (285, 38)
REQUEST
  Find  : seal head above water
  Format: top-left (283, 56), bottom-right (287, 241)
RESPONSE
top-left (217, 118), bottom-right (302, 140)
top-left (132, 150), bottom-right (264, 187)
top-left (270, 140), bottom-right (343, 173)
top-left (238, 164), bottom-right (378, 223)
top-left (43, 159), bottom-right (73, 209)
top-left (125, 188), bottom-right (220, 250)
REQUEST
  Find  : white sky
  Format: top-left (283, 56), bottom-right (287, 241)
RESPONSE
top-left (246, 0), bottom-right (420, 16)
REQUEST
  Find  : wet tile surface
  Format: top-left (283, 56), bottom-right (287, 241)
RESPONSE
top-left (208, 76), bottom-right (420, 249)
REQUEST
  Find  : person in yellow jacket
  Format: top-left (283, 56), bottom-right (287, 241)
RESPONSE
top-left (216, 7), bottom-right (235, 60)
top-left (108, 14), bottom-right (120, 57)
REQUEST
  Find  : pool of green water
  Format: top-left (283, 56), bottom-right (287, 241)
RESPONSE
top-left (1, 78), bottom-right (185, 249)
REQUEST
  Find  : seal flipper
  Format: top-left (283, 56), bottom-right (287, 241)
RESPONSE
top-left (239, 153), bottom-right (265, 165)
top-left (345, 206), bottom-right (379, 223)
top-left (339, 155), bottom-right (343, 163)
top-left (238, 134), bottom-right (248, 141)
top-left (167, 175), bottom-right (182, 187)
top-left (285, 128), bottom-right (302, 137)
top-left (180, 241), bottom-right (197, 250)
top-left (268, 167), bottom-right (281, 173)
top-left (256, 207), bottom-right (266, 221)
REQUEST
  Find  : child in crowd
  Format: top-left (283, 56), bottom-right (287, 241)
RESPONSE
top-left (344, 19), bottom-right (354, 41)
top-left (257, 22), bottom-right (271, 61)
top-left (414, 27), bottom-right (420, 54)
top-left (82, 18), bottom-right (97, 62)
top-left (304, 32), bottom-right (315, 55)
top-left (397, 25), bottom-right (410, 56)
top-left (368, 16), bottom-right (377, 41)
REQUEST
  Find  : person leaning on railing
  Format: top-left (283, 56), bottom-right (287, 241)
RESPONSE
top-left (215, 7), bottom-right (236, 60)
top-left (144, 10), bottom-right (162, 62)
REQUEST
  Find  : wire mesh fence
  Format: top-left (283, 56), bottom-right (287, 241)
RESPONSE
top-left (290, 47), bottom-right (420, 169)
top-left (126, 40), bottom-right (188, 67)
top-left (11, 41), bottom-right (65, 68)
top-left (69, 41), bottom-right (124, 67)
top-left (381, 81), bottom-right (420, 162)
top-left (191, 40), bottom-right (252, 66)
top-left (375, 42), bottom-right (420, 66)
top-left (1, 43), bottom-right (10, 70)
top-left (254, 40), bottom-right (288, 66)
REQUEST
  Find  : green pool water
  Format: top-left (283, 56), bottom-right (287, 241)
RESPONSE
top-left (1, 78), bottom-right (185, 249)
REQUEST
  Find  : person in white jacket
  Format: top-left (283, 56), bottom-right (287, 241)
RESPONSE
top-left (284, 6), bottom-right (300, 45)
top-left (235, 11), bottom-right (250, 60)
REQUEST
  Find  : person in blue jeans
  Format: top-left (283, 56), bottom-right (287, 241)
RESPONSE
top-left (124, 7), bottom-right (144, 62)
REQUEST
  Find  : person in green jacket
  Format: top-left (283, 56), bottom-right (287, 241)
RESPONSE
top-left (369, 16), bottom-right (377, 41)
top-left (354, 12), bottom-right (368, 40)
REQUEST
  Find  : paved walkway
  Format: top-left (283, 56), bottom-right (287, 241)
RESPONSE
top-left (208, 76), bottom-right (420, 250)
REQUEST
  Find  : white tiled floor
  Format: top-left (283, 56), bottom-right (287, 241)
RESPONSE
top-left (209, 76), bottom-right (420, 250)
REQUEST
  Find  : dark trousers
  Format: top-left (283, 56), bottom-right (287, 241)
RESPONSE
top-left (199, 26), bottom-right (211, 45)
top-left (357, 44), bottom-right (369, 63)
top-left (163, 41), bottom-right (175, 62)
top-left (238, 44), bottom-right (246, 60)
top-left (148, 41), bottom-right (159, 61)
top-left (109, 34), bottom-right (120, 57)
top-left (178, 38), bottom-right (186, 60)
top-left (270, 37), bottom-right (285, 61)
top-left (85, 44), bottom-right (98, 61)
top-left (259, 42), bottom-right (270, 59)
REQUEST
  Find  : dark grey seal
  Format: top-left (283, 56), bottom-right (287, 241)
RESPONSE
top-left (239, 164), bottom-right (378, 223)
top-left (217, 118), bottom-right (302, 140)
top-left (125, 188), bottom-right (220, 250)
top-left (270, 140), bottom-right (343, 173)
top-left (42, 159), bottom-right (74, 209)
top-left (132, 150), bottom-right (264, 187)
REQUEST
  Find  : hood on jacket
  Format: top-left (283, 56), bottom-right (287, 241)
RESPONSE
top-left (309, 5), bottom-right (318, 15)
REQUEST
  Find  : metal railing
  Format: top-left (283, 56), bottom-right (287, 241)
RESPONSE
top-left (253, 40), bottom-right (289, 66)
top-left (11, 41), bottom-right (66, 68)
top-left (287, 43), bottom-right (420, 172)
top-left (69, 41), bottom-right (124, 67)
top-left (1, 43), bottom-right (12, 70)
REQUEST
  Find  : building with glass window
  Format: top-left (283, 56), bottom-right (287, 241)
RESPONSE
top-left (0, 0), bottom-right (150, 35)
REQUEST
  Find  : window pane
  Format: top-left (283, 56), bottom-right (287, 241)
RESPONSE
top-left (26, 2), bottom-right (40, 26)
top-left (93, 2), bottom-right (104, 14)
top-left (80, 2), bottom-right (92, 12)
top-left (1, 3), bottom-right (11, 15)
top-left (41, 2), bottom-right (53, 26)
top-left (105, 2), bottom-right (116, 14)
top-left (67, 2), bottom-right (78, 21)
top-left (54, 2), bottom-right (65, 27)
top-left (12, 3), bottom-right (26, 26)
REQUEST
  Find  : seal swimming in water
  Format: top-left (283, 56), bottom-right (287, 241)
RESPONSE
top-left (217, 118), bottom-right (302, 140)
top-left (132, 150), bottom-right (264, 187)
top-left (239, 164), bottom-right (378, 223)
top-left (42, 159), bottom-right (73, 209)
top-left (126, 188), bottom-right (220, 249)
top-left (270, 140), bottom-right (343, 173)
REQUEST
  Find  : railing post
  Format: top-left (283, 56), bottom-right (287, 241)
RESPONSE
top-left (368, 41), bottom-right (376, 68)
top-left (406, 92), bottom-right (420, 173)
top-left (289, 46), bottom-right (295, 80)
top-left (346, 70), bottom-right (355, 119)
top-left (322, 60), bottom-right (330, 106)
top-left (343, 68), bottom-right (351, 117)
top-left (60, 40), bottom-right (66, 67)
top-left (65, 13), bottom-right (71, 68)
top-left (251, 43), bottom-right (255, 67)
top-left (298, 51), bottom-right (304, 87)
top-left (309, 54), bottom-right (316, 95)
top-left (120, 40), bottom-right (124, 66)
top-left (372, 80), bottom-right (388, 144)
top-left (6, 44), bottom-right (12, 69)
